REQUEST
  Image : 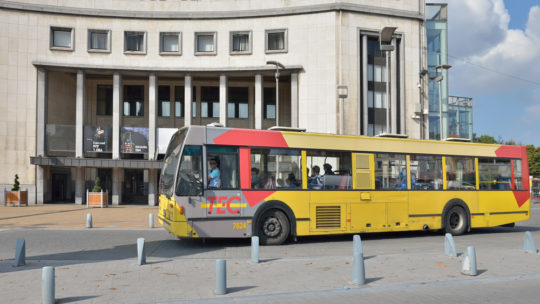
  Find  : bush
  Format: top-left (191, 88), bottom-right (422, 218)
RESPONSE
top-left (92, 177), bottom-right (102, 192)
top-left (12, 174), bottom-right (20, 191)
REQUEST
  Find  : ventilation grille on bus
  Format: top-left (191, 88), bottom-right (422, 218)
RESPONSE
top-left (316, 206), bottom-right (341, 229)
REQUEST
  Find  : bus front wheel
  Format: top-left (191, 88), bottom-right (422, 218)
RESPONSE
top-left (444, 206), bottom-right (468, 235)
top-left (258, 209), bottom-right (290, 245)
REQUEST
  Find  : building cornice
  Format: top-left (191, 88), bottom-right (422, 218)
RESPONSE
top-left (32, 61), bottom-right (304, 75)
top-left (0, 1), bottom-right (424, 21)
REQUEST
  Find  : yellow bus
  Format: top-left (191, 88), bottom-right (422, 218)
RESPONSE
top-left (158, 126), bottom-right (530, 245)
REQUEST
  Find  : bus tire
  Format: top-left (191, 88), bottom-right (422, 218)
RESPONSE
top-left (444, 205), bottom-right (468, 235)
top-left (258, 209), bottom-right (290, 245)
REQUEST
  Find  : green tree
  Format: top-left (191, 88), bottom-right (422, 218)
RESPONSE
top-left (472, 133), bottom-right (497, 144)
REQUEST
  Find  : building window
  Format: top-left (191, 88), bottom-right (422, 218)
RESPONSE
top-left (228, 87), bottom-right (249, 119)
top-left (123, 85), bottom-right (144, 117)
top-left (97, 85), bottom-right (113, 116)
top-left (195, 32), bottom-right (217, 55)
top-left (201, 86), bottom-right (219, 118)
top-left (160, 32), bottom-right (181, 55)
top-left (265, 29), bottom-right (287, 53)
top-left (174, 86), bottom-right (184, 118)
top-left (360, 34), bottom-right (403, 136)
top-left (264, 88), bottom-right (276, 119)
top-left (88, 29), bottom-right (110, 52)
top-left (50, 27), bottom-right (74, 50)
top-left (230, 31), bottom-right (251, 54)
top-left (158, 86), bottom-right (171, 117)
top-left (124, 31), bottom-right (146, 54)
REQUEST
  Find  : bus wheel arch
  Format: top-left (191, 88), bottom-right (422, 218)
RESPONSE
top-left (252, 200), bottom-right (296, 245)
top-left (442, 199), bottom-right (471, 235)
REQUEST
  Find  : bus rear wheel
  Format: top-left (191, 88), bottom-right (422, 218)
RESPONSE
top-left (258, 209), bottom-right (290, 245)
top-left (444, 206), bottom-right (468, 235)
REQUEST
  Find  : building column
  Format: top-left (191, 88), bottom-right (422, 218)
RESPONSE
top-left (149, 73), bottom-right (157, 160)
top-left (112, 167), bottom-right (122, 205)
top-left (361, 35), bottom-right (368, 136)
top-left (75, 167), bottom-right (85, 205)
top-left (184, 75), bottom-right (192, 126)
top-left (219, 74), bottom-right (227, 126)
top-left (113, 72), bottom-right (122, 160)
top-left (290, 72), bottom-right (299, 128)
top-left (36, 68), bottom-right (48, 204)
top-left (255, 74), bottom-right (263, 129)
top-left (390, 38), bottom-right (398, 134)
top-left (147, 169), bottom-right (157, 206)
top-left (75, 70), bottom-right (85, 158)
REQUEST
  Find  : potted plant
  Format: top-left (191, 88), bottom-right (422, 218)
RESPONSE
top-left (4, 174), bottom-right (28, 206)
top-left (87, 177), bottom-right (108, 208)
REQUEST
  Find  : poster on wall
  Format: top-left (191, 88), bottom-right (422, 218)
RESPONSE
top-left (121, 127), bottom-right (149, 153)
top-left (84, 126), bottom-right (112, 152)
top-left (157, 128), bottom-right (178, 154)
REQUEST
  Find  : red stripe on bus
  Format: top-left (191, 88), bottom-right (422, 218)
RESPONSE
top-left (495, 145), bottom-right (522, 159)
top-left (242, 190), bottom-right (275, 208)
top-left (213, 129), bottom-right (288, 148)
top-left (239, 147), bottom-right (251, 189)
top-left (514, 191), bottom-right (529, 208)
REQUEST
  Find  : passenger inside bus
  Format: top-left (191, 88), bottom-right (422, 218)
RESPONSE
top-left (207, 157), bottom-right (221, 189)
top-left (308, 165), bottom-right (323, 190)
top-left (251, 167), bottom-right (261, 188)
top-left (286, 173), bottom-right (301, 188)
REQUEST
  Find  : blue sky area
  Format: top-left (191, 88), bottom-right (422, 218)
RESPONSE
top-left (435, 0), bottom-right (540, 145)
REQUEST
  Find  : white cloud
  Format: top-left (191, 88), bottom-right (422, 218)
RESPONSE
top-left (438, 1), bottom-right (540, 95)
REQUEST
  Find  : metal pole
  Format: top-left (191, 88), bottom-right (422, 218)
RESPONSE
top-left (42, 266), bottom-right (55, 304)
top-left (340, 97), bottom-right (344, 135)
top-left (385, 51), bottom-right (390, 133)
top-left (215, 259), bottom-right (227, 295)
top-left (275, 69), bottom-right (280, 127)
top-left (438, 77), bottom-right (443, 140)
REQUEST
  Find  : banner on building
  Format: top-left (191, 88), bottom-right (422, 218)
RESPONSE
top-left (157, 128), bottom-right (178, 154)
top-left (121, 127), bottom-right (149, 153)
top-left (84, 126), bottom-right (112, 152)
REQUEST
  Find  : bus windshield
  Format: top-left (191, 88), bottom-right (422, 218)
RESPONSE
top-left (159, 128), bottom-right (187, 197)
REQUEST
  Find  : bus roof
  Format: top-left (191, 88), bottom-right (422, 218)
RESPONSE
top-left (184, 125), bottom-right (525, 159)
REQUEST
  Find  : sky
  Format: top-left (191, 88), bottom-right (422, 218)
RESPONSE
top-left (429, 0), bottom-right (540, 145)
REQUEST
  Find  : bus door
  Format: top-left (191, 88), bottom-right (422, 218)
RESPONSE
top-left (350, 153), bottom-right (409, 232)
top-left (201, 146), bottom-right (249, 237)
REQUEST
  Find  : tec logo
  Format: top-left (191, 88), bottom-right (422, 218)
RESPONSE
top-left (206, 196), bottom-right (243, 215)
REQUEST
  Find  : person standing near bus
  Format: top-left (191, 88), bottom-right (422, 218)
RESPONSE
top-left (208, 157), bottom-right (221, 189)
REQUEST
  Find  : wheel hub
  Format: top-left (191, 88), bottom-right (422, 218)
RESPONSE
top-left (263, 217), bottom-right (281, 237)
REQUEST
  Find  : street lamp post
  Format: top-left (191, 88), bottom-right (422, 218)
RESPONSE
top-left (379, 27), bottom-right (397, 135)
top-left (435, 64), bottom-right (451, 140)
top-left (266, 61), bottom-right (285, 127)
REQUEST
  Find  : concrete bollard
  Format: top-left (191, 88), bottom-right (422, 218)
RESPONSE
top-left (14, 238), bottom-right (26, 267)
top-left (445, 233), bottom-right (458, 257)
top-left (86, 213), bottom-right (92, 228)
top-left (137, 238), bottom-right (146, 265)
top-left (524, 231), bottom-right (538, 253)
top-left (353, 234), bottom-right (363, 256)
top-left (251, 236), bottom-right (259, 263)
top-left (215, 259), bottom-right (227, 295)
top-left (149, 213), bottom-right (154, 228)
top-left (461, 246), bottom-right (477, 276)
top-left (351, 253), bottom-right (366, 285)
top-left (42, 266), bottom-right (55, 304)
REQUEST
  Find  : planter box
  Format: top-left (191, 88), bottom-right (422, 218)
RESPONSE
top-left (87, 190), bottom-right (108, 208)
top-left (4, 190), bottom-right (28, 206)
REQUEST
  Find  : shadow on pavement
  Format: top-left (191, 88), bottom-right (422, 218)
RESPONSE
top-left (58, 295), bottom-right (100, 303)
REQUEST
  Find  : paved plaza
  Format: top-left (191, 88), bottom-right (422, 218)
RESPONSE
top-left (1, 204), bottom-right (540, 303)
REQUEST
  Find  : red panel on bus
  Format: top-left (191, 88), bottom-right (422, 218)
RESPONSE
top-left (213, 129), bottom-right (288, 148)
top-left (243, 190), bottom-right (275, 208)
top-left (239, 147), bottom-right (251, 189)
top-left (497, 145), bottom-right (530, 207)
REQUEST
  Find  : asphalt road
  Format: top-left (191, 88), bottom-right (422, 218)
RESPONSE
top-left (1, 206), bottom-right (540, 303)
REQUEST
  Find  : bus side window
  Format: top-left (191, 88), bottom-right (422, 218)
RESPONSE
top-left (207, 146), bottom-right (239, 190)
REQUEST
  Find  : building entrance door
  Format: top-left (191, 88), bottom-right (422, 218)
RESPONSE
top-left (124, 169), bottom-right (146, 204)
top-left (51, 173), bottom-right (68, 202)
